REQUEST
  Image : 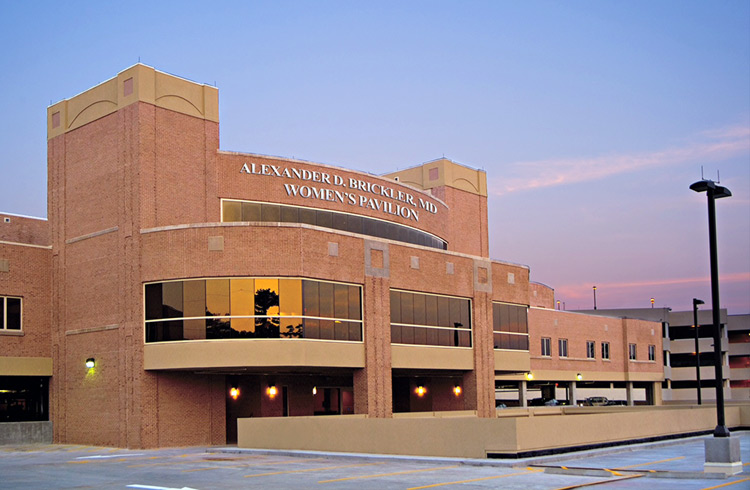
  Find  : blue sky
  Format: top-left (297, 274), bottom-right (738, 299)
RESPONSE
top-left (1, 1), bottom-right (748, 313)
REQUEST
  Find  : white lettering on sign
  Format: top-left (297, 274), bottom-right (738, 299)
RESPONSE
top-left (240, 162), bottom-right (438, 222)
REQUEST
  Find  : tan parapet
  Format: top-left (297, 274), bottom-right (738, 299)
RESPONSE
top-left (385, 158), bottom-right (488, 197)
top-left (47, 63), bottom-right (219, 139)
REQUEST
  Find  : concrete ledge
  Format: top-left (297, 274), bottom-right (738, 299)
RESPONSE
top-left (0, 422), bottom-right (53, 445)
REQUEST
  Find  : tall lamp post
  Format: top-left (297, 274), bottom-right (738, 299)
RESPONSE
top-left (690, 179), bottom-right (731, 437)
top-left (693, 298), bottom-right (704, 405)
top-left (593, 286), bottom-right (597, 310)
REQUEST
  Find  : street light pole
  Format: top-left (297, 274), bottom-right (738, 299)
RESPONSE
top-left (693, 298), bottom-right (705, 405)
top-left (690, 179), bottom-right (731, 438)
top-left (593, 286), bottom-right (597, 310)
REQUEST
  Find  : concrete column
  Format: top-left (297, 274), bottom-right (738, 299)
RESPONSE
top-left (568, 381), bottom-right (577, 406)
top-left (653, 382), bottom-right (663, 405)
top-left (520, 380), bottom-right (528, 408)
top-left (626, 381), bottom-right (635, 406)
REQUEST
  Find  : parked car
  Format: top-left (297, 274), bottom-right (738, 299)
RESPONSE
top-left (585, 396), bottom-right (608, 406)
top-left (529, 397), bottom-right (559, 406)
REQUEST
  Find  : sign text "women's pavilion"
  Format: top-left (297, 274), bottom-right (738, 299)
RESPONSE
top-left (240, 162), bottom-right (438, 222)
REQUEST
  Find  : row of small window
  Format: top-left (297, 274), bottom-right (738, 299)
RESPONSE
top-left (541, 338), bottom-right (657, 361)
top-left (222, 200), bottom-right (447, 250)
top-left (0, 296), bottom-right (21, 330)
top-left (390, 290), bottom-right (472, 347)
top-left (145, 278), bottom-right (362, 342)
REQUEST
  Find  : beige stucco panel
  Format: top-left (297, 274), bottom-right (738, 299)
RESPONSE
top-left (494, 350), bottom-right (530, 372)
top-left (391, 344), bottom-right (473, 370)
top-left (144, 339), bottom-right (365, 370)
top-left (0, 356), bottom-right (53, 376)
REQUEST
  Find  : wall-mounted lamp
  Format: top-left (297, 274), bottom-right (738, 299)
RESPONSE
top-left (576, 373), bottom-right (583, 381)
top-left (229, 386), bottom-right (240, 400)
top-left (312, 386), bottom-right (317, 395)
top-left (525, 372), bottom-right (534, 381)
top-left (267, 385), bottom-right (278, 398)
top-left (453, 385), bottom-right (462, 396)
top-left (415, 385), bottom-right (426, 397)
top-left (85, 358), bottom-right (95, 369)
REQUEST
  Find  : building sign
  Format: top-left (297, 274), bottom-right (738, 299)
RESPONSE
top-left (240, 162), bottom-right (438, 222)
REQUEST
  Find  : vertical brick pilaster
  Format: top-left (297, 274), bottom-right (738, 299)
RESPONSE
top-left (354, 275), bottom-right (393, 418)
top-left (468, 291), bottom-right (495, 417)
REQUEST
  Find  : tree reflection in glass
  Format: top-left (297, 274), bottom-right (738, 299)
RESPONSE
top-left (254, 288), bottom-right (280, 338)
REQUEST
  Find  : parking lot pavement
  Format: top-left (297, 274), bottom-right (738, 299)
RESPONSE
top-left (0, 432), bottom-right (748, 489)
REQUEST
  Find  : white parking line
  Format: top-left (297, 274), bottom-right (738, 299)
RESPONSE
top-left (76, 453), bottom-right (145, 459)
top-left (127, 485), bottom-right (198, 490)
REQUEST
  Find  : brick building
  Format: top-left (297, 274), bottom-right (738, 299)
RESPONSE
top-left (1, 65), bottom-right (663, 448)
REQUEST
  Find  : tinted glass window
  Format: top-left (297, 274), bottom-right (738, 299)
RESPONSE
top-left (6, 298), bottom-right (21, 330)
top-left (242, 202), bottom-right (261, 221)
top-left (145, 278), bottom-right (362, 343)
top-left (223, 200), bottom-right (447, 250)
top-left (223, 201), bottom-right (242, 221)
top-left (162, 282), bottom-right (183, 318)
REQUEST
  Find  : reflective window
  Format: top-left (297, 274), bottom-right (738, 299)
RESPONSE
top-left (222, 199), bottom-right (447, 250)
top-left (602, 341), bottom-right (610, 360)
top-left (492, 302), bottom-right (529, 350)
top-left (559, 338), bottom-right (568, 358)
top-left (145, 278), bottom-right (362, 343)
top-left (1, 296), bottom-right (22, 330)
top-left (629, 343), bottom-right (637, 360)
top-left (389, 290), bottom-right (471, 347)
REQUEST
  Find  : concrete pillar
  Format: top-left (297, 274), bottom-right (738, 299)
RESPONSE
top-left (568, 381), bottom-right (577, 406)
top-left (626, 381), bottom-right (635, 406)
top-left (653, 382), bottom-right (663, 405)
top-left (520, 380), bottom-right (528, 408)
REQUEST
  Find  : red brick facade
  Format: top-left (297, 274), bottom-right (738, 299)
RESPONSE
top-left (0, 64), bottom-right (663, 448)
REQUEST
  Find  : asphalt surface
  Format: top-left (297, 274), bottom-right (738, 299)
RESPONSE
top-left (1, 432), bottom-right (748, 489)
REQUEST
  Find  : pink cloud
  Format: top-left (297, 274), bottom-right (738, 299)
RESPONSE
top-left (491, 125), bottom-right (750, 195)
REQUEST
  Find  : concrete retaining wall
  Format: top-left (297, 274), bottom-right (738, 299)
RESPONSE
top-left (0, 422), bottom-right (53, 445)
top-left (237, 404), bottom-right (750, 459)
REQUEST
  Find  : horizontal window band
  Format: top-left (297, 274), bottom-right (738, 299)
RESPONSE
top-left (390, 323), bottom-right (472, 332)
top-left (145, 316), bottom-right (362, 323)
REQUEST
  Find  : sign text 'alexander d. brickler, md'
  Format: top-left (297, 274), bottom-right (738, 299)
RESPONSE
top-left (240, 162), bottom-right (438, 222)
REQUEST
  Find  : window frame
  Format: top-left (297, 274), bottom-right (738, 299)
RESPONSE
top-left (1, 296), bottom-right (22, 331)
top-left (648, 344), bottom-right (656, 362)
top-left (586, 340), bottom-right (595, 359)
top-left (541, 337), bottom-right (551, 357)
top-left (558, 338), bottom-right (568, 358)
top-left (601, 341), bottom-right (610, 360)
top-left (629, 343), bottom-right (637, 360)
top-left (390, 289), bottom-right (472, 348)
top-left (491, 302), bottom-right (529, 351)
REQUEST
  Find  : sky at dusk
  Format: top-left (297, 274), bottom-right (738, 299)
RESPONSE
top-left (1, 1), bottom-right (748, 313)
